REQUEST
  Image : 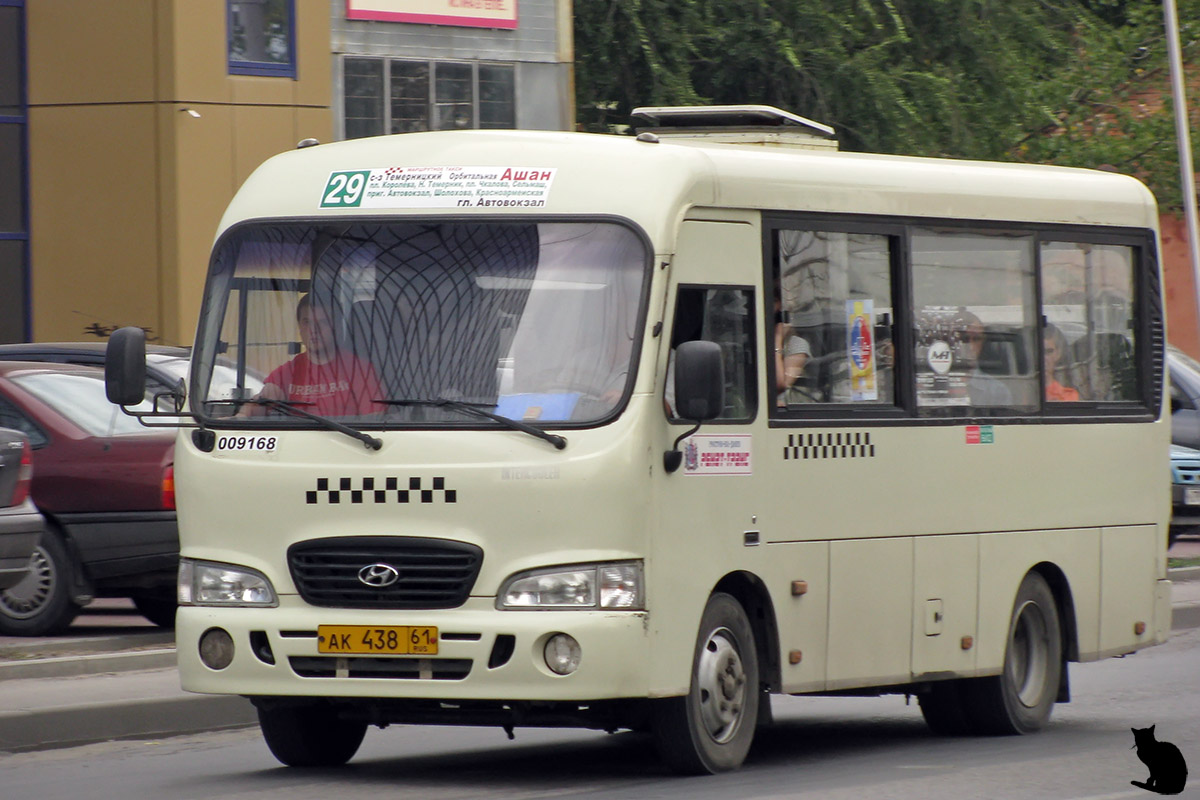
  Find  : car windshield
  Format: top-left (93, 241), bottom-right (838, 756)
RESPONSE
top-left (11, 371), bottom-right (167, 437)
top-left (192, 221), bottom-right (649, 427)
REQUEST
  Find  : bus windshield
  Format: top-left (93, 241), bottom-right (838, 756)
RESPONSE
top-left (192, 220), bottom-right (649, 427)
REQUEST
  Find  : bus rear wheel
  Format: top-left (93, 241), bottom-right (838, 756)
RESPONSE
top-left (965, 572), bottom-right (1062, 735)
top-left (918, 680), bottom-right (971, 736)
top-left (652, 592), bottom-right (760, 774)
top-left (257, 701), bottom-right (367, 767)
top-left (919, 572), bottom-right (1063, 737)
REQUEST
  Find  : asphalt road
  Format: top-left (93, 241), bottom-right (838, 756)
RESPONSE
top-left (2, 624), bottom-right (1197, 800)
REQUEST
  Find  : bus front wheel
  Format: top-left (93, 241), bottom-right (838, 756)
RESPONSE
top-left (257, 701), bottom-right (367, 767)
top-left (652, 592), bottom-right (760, 774)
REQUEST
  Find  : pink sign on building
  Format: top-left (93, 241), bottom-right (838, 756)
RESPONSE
top-left (346, 0), bottom-right (518, 29)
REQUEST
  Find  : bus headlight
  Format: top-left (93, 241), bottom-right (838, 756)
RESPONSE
top-left (498, 562), bottom-right (643, 610)
top-left (179, 559), bottom-right (278, 607)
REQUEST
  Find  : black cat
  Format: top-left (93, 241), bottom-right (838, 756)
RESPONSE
top-left (1131, 725), bottom-right (1188, 795)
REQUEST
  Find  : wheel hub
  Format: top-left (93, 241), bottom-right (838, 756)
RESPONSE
top-left (0, 545), bottom-right (55, 618)
top-left (1008, 600), bottom-right (1050, 708)
top-left (696, 628), bottom-right (746, 744)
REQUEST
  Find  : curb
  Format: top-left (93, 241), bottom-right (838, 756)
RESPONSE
top-left (1168, 565), bottom-right (1200, 582)
top-left (0, 648), bottom-right (177, 681)
top-left (0, 693), bottom-right (257, 753)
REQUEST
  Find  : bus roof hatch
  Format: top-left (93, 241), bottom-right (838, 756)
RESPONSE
top-left (630, 104), bottom-right (838, 151)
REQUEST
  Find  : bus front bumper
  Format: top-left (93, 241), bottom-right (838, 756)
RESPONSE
top-left (176, 598), bottom-right (653, 702)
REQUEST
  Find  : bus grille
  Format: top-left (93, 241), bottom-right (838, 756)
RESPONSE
top-left (288, 537), bottom-right (483, 609)
top-left (288, 656), bottom-right (473, 680)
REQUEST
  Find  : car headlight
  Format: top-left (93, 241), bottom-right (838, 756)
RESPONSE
top-left (179, 559), bottom-right (278, 607)
top-left (498, 562), bottom-right (643, 610)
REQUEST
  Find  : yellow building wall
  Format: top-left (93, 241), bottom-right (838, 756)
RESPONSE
top-left (26, 0), bottom-right (331, 345)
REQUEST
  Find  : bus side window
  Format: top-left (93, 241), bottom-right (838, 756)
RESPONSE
top-left (773, 229), bottom-right (897, 407)
top-left (665, 286), bottom-right (757, 422)
top-left (1040, 242), bottom-right (1137, 403)
top-left (911, 229), bottom-right (1039, 416)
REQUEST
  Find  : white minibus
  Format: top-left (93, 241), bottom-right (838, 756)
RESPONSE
top-left (107, 105), bottom-right (1171, 774)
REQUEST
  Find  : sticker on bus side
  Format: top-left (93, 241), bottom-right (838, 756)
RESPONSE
top-left (319, 166), bottom-right (556, 210)
top-left (965, 425), bottom-right (994, 444)
top-left (682, 435), bottom-right (752, 476)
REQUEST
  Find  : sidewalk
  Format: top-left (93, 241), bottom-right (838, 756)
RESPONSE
top-left (0, 569), bottom-right (1198, 755)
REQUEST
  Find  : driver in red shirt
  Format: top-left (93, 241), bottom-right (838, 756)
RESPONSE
top-left (243, 294), bottom-right (384, 418)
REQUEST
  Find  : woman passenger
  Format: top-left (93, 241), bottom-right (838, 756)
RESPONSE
top-left (1044, 323), bottom-right (1080, 402)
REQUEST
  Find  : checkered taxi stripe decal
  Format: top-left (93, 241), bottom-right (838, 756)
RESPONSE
top-left (306, 477), bottom-right (457, 504)
top-left (783, 432), bottom-right (875, 460)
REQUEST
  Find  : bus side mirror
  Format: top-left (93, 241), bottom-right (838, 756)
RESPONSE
top-left (664, 340), bottom-right (724, 474)
top-left (674, 340), bottom-right (724, 421)
top-left (106, 326), bottom-right (147, 406)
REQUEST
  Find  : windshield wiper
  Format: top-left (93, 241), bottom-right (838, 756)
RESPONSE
top-left (236, 398), bottom-right (382, 451)
top-left (379, 398), bottom-right (567, 450)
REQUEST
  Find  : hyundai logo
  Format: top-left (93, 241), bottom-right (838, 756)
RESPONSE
top-left (357, 563), bottom-right (400, 588)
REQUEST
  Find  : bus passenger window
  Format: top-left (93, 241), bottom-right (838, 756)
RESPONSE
top-left (1040, 242), bottom-right (1137, 403)
top-left (911, 229), bottom-right (1038, 416)
top-left (773, 230), bottom-right (896, 407)
top-left (665, 287), bottom-right (756, 421)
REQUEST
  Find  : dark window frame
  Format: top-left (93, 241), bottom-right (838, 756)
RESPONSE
top-left (192, 214), bottom-right (656, 434)
top-left (227, 0), bottom-right (297, 78)
top-left (762, 212), bottom-right (1160, 428)
top-left (666, 283), bottom-right (759, 426)
top-left (1035, 231), bottom-right (1159, 418)
top-left (764, 216), bottom-right (911, 422)
top-left (0, 0), bottom-right (29, 343)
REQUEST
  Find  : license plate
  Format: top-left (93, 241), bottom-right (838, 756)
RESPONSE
top-left (1186, 487), bottom-right (1200, 506)
top-left (317, 625), bottom-right (439, 655)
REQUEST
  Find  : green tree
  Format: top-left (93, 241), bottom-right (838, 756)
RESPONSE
top-left (574, 0), bottom-right (1200, 208)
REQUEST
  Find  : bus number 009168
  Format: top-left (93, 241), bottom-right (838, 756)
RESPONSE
top-left (216, 436), bottom-right (277, 452)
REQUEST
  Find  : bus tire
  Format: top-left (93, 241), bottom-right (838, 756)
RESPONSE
top-left (918, 680), bottom-right (972, 736)
top-left (257, 701), bottom-right (367, 767)
top-left (963, 572), bottom-right (1062, 735)
top-left (652, 592), bottom-right (759, 774)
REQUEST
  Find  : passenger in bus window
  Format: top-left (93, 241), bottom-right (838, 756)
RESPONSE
top-left (775, 306), bottom-right (813, 405)
top-left (1043, 324), bottom-right (1081, 402)
top-left (959, 311), bottom-right (1013, 407)
top-left (239, 294), bottom-right (385, 418)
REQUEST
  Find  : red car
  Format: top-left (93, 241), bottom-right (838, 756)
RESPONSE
top-left (0, 362), bottom-right (177, 635)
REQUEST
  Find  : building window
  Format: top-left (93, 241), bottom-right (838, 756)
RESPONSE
top-left (227, 0), bottom-right (296, 78)
top-left (479, 65), bottom-right (516, 129)
top-left (344, 58), bottom-right (383, 140)
top-left (343, 58), bottom-right (515, 138)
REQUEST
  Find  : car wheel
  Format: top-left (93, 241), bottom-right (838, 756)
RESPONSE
top-left (258, 701), bottom-right (367, 767)
top-left (0, 527), bottom-right (81, 636)
top-left (652, 592), bottom-right (760, 774)
top-left (131, 593), bottom-right (177, 628)
top-left (961, 572), bottom-right (1063, 735)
